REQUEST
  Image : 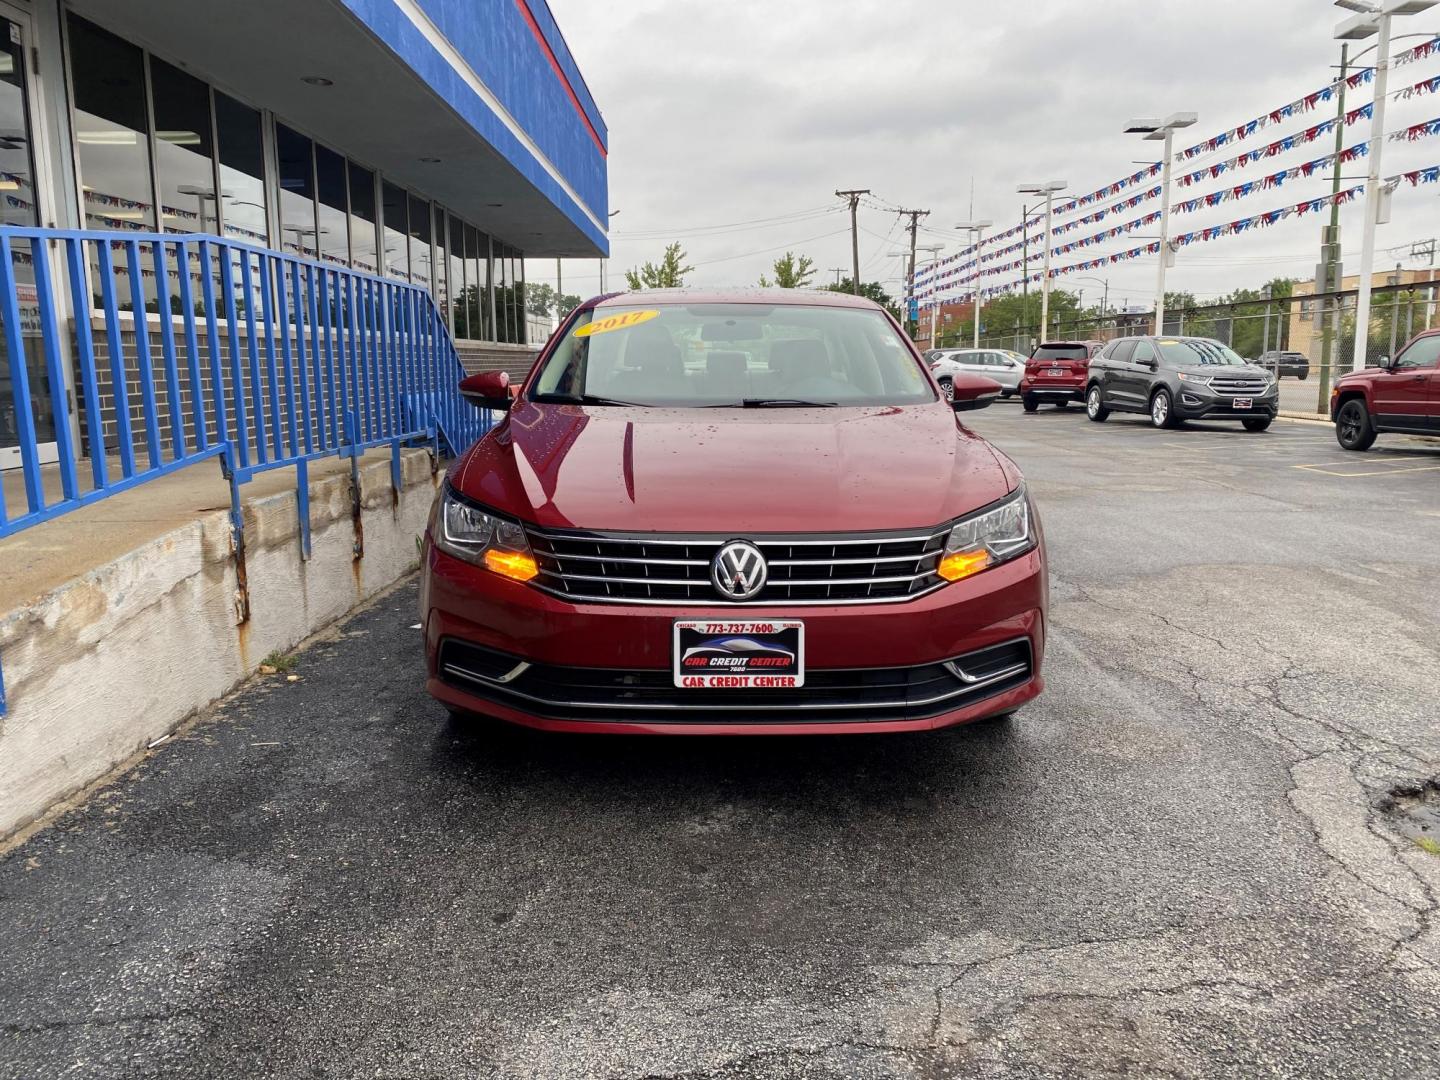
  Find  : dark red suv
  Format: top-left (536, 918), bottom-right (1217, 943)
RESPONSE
top-left (1020, 340), bottom-right (1103, 412)
top-left (1331, 329), bottom-right (1440, 450)
top-left (421, 289), bottom-right (1048, 734)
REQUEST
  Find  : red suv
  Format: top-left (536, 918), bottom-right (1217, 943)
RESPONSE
top-left (1331, 329), bottom-right (1440, 450)
top-left (1020, 340), bottom-right (1103, 412)
top-left (421, 290), bottom-right (1048, 734)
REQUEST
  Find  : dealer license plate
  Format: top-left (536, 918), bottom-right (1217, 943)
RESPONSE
top-left (1233, 397), bottom-right (1253, 409)
top-left (673, 620), bottom-right (805, 689)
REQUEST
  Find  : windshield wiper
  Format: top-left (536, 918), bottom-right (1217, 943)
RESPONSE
top-left (737, 398), bottom-right (840, 408)
top-left (539, 393), bottom-right (651, 407)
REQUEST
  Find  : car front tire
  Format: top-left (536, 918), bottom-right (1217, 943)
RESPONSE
top-left (1150, 388), bottom-right (1176, 429)
top-left (1086, 385), bottom-right (1109, 422)
top-left (938, 376), bottom-right (954, 402)
top-left (1335, 399), bottom-right (1377, 451)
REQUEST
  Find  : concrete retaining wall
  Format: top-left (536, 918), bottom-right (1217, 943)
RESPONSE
top-left (0, 448), bottom-right (440, 839)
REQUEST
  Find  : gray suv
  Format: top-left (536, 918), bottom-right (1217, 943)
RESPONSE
top-left (1084, 336), bottom-right (1279, 431)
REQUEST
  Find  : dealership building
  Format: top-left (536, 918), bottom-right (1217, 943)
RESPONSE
top-left (0, 0), bottom-right (607, 470)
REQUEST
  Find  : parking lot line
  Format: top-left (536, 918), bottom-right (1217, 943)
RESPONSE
top-left (1293, 462), bottom-right (1440, 477)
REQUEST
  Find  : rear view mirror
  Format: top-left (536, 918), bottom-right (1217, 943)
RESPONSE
top-left (459, 370), bottom-right (513, 410)
top-left (701, 319), bottom-right (763, 342)
top-left (947, 373), bottom-right (1003, 412)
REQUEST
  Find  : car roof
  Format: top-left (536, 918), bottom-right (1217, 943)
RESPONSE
top-left (585, 287), bottom-right (884, 312)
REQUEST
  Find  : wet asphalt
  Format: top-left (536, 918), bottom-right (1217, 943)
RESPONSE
top-left (3, 404), bottom-right (1440, 1079)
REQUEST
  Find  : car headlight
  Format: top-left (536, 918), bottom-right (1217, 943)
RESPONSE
top-left (1176, 371), bottom-right (1211, 385)
top-left (434, 487), bottom-right (539, 582)
top-left (938, 485), bottom-right (1035, 582)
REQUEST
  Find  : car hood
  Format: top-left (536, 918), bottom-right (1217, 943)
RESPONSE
top-left (451, 402), bottom-right (1015, 533)
top-left (1177, 364), bottom-right (1270, 379)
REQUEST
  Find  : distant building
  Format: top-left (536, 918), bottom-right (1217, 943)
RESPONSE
top-left (1287, 268), bottom-right (1438, 358)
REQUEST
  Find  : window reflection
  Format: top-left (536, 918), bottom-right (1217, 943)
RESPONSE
top-left (408, 192), bottom-right (431, 292)
top-left (69, 15), bottom-right (154, 231)
top-left (348, 161), bottom-right (377, 275)
top-left (448, 215), bottom-right (466, 336)
top-left (381, 181), bottom-right (408, 283)
top-left (0, 22), bottom-right (38, 228)
top-left (434, 207), bottom-right (449, 325)
top-left (315, 143), bottom-right (348, 267)
top-left (215, 92), bottom-right (266, 245)
top-left (275, 123), bottom-right (317, 259)
top-left (150, 58), bottom-right (215, 236)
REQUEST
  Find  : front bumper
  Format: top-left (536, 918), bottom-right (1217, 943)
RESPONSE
top-left (422, 543), bottom-right (1047, 734)
top-left (1173, 387), bottom-right (1279, 421)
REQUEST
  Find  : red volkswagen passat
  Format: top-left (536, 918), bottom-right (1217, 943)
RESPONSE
top-left (420, 289), bottom-right (1047, 734)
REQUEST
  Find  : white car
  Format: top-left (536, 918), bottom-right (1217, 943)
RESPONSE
top-left (929, 349), bottom-right (1024, 399)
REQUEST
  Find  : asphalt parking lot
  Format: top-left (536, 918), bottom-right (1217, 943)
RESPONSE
top-left (3, 405), bottom-right (1439, 1079)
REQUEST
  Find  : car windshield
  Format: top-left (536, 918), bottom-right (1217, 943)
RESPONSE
top-left (530, 303), bottom-right (935, 407)
top-left (1156, 339), bottom-right (1247, 366)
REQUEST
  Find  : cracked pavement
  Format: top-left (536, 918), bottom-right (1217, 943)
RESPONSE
top-left (2, 407), bottom-right (1439, 1078)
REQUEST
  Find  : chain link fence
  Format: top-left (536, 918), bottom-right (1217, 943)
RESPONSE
top-left (931, 278), bottom-right (1440, 415)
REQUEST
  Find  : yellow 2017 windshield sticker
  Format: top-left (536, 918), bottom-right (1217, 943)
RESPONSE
top-left (574, 309), bottom-right (661, 338)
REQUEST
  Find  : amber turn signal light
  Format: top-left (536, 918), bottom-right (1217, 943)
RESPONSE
top-left (483, 549), bottom-right (539, 582)
top-left (937, 549), bottom-right (990, 582)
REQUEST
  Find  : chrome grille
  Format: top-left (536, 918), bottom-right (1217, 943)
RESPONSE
top-left (526, 526), bottom-right (950, 605)
top-left (1210, 376), bottom-right (1269, 396)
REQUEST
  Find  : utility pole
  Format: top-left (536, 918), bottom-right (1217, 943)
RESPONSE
top-left (836, 189), bottom-right (870, 295)
top-left (828, 267), bottom-right (845, 287)
top-left (1017, 181), bottom-right (1068, 346)
top-left (896, 207), bottom-right (929, 334)
top-left (1125, 113), bottom-right (1197, 335)
top-left (1317, 42), bottom-right (1348, 412)
top-left (1333, 1), bottom-right (1438, 370)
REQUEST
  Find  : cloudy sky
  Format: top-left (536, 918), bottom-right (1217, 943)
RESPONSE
top-left (532, 0), bottom-right (1440, 310)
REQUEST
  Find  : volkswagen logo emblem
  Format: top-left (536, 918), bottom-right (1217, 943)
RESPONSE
top-left (711, 540), bottom-right (767, 601)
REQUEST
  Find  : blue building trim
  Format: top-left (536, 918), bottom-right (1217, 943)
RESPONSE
top-left (338, 0), bottom-right (608, 250)
top-left (516, 0), bottom-right (606, 146)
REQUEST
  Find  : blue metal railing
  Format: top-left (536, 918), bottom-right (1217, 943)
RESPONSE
top-left (0, 225), bottom-right (490, 544)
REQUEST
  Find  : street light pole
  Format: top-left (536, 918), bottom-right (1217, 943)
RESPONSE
top-left (955, 219), bottom-right (992, 349)
top-left (1017, 182), bottom-right (1067, 346)
top-left (1336, 0), bottom-right (1439, 369)
top-left (1125, 112), bottom-right (1198, 336)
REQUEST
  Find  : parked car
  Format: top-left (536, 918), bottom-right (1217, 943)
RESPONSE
top-left (421, 290), bottom-right (1046, 735)
top-left (1019, 341), bottom-right (1103, 411)
top-left (929, 348), bottom-right (1024, 398)
top-left (1330, 329), bottom-right (1440, 450)
top-left (1256, 350), bottom-right (1311, 380)
top-left (1084, 336), bottom-right (1278, 431)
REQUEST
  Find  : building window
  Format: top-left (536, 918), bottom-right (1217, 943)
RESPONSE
top-left (275, 123), bottom-right (317, 259)
top-left (315, 143), bottom-right (349, 268)
top-left (407, 192), bottom-right (431, 292)
top-left (348, 161), bottom-right (377, 275)
top-left (0, 18), bottom-right (38, 227)
top-left (447, 215), bottom-right (466, 335)
top-left (214, 92), bottom-right (267, 245)
top-left (381, 180), bottom-right (408, 282)
top-left (68, 14), bottom-right (155, 231)
top-left (149, 58), bottom-right (216, 236)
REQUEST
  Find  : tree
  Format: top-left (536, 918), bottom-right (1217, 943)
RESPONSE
top-left (525, 281), bottom-right (556, 317)
top-left (624, 242), bottom-right (693, 289)
top-left (555, 292), bottom-right (581, 319)
top-left (824, 279), bottom-right (901, 321)
top-left (759, 251), bottom-right (816, 289)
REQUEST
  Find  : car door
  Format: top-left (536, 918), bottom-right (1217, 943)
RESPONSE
top-left (1109, 339), bottom-right (1148, 409)
top-left (1373, 334), bottom-right (1440, 432)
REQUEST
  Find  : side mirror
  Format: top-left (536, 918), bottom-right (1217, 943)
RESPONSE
top-left (947, 373), bottom-right (1003, 412)
top-left (459, 370), bottom-right (513, 410)
top-left (1375, 355), bottom-right (1392, 369)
